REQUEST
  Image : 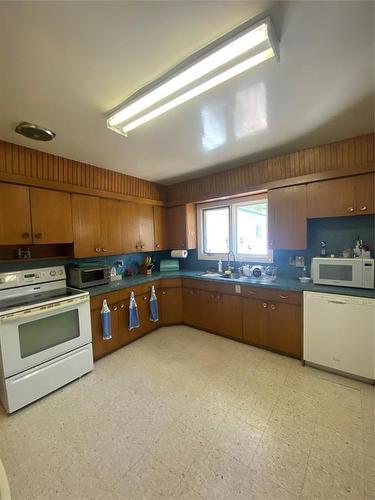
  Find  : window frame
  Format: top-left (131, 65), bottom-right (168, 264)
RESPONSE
top-left (197, 194), bottom-right (273, 263)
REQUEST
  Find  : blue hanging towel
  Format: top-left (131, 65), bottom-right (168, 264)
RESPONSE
top-left (129, 291), bottom-right (140, 331)
top-left (101, 299), bottom-right (112, 340)
top-left (150, 285), bottom-right (159, 322)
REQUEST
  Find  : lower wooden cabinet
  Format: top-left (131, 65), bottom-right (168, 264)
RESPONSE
top-left (160, 287), bottom-right (182, 325)
top-left (242, 296), bottom-right (302, 358)
top-left (91, 280), bottom-right (302, 361)
top-left (91, 303), bottom-right (122, 360)
top-left (182, 286), bottom-right (242, 340)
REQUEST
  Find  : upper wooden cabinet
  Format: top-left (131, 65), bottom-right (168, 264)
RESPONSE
top-left (353, 173), bottom-right (374, 215)
top-left (29, 187), bottom-right (73, 244)
top-left (72, 194), bottom-right (101, 258)
top-left (268, 185), bottom-right (307, 250)
top-left (121, 202), bottom-right (155, 252)
top-left (153, 206), bottom-right (168, 251)
top-left (137, 204), bottom-right (154, 251)
top-left (167, 204), bottom-right (196, 250)
top-left (0, 182), bottom-right (32, 245)
top-left (307, 173), bottom-right (374, 218)
top-left (99, 198), bottom-right (123, 255)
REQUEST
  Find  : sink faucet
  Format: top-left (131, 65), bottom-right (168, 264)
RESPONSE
top-left (227, 250), bottom-right (236, 272)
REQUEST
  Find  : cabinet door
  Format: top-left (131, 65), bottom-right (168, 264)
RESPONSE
top-left (160, 287), bottom-right (182, 325)
top-left (30, 187), bottom-right (73, 243)
top-left (167, 204), bottom-right (197, 250)
top-left (120, 201), bottom-right (138, 252)
top-left (91, 304), bottom-right (121, 360)
top-left (99, 198), bottom-right (123, 255)
top-left (0, 183), bottom-right (32, 244)
top-left (167, 205), bottom-right (187, 250)
top-left (185, 203), bottom-right (197, 249)
top-left (215, 293), bottom-right (242, 340)
top-left (355, 173), bottom-right (374, 215)
top-left (117, 301), bottom-right (132, 346)
top-left (267, 302), bottom-right (302, 358)
top-left (307, 177), bottom-right (355, 218)
top-left (153, 206), bottom-right (168, 251)
top-left (182, 288), bottom-right (200, 327)
top-left (132, 293), bottom-right (158, 339)
top-left (138, 204), bottom-right (154, 251)
top-left (72, 194), bottom-right (101, 257)
top-left (242, 297), bottom-right (268, 347)
top-left (268, 185), bottom-right (307, 249)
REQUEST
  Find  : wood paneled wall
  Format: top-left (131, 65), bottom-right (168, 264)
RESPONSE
top-left (0, 141), bottom-right (165, 203)
top-left (167, 134), bottom-right (374, 204)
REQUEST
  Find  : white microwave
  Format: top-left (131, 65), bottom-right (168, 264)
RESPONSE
top-left (311, 257), bottom-right (374, 289)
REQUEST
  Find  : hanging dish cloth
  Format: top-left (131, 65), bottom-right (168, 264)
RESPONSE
top-left (101, 299), bottom-right (112, 340)
top-left (149, 285), bottom-right (159, 322)
top-left (129, 291), bottom-right (140, 331)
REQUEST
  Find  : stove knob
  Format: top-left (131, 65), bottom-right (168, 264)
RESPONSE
top-left (58, 269), bottom-right (64, 275)
top-left (50, 270), bottom-right (56, 276)
top-left (0, 278), bottom-right (5, 284)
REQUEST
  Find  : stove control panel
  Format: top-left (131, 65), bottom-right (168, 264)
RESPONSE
top-left (0, 266), bottom-right (66, 290)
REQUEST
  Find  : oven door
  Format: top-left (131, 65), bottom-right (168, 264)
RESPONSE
top-left (313, 259), bottom-right (362, 287)
top-left (0, 295), bottom-right (92, 377)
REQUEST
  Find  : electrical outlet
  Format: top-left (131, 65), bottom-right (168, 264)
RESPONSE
top-left (235, 284), bottom-right (241, 294)
top-left (289, 256), bottom-right (296, 266)
top-left (295, 256), bottom-right (305, 267)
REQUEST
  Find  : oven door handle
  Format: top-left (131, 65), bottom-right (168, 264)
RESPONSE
top-left (0, 296), bottom-right (89, 323)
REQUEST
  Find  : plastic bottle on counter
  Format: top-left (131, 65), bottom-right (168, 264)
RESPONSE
top-left (218, 260), bottom-right (223, 273)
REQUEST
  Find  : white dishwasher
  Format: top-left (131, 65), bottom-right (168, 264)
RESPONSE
top-left (304, 292), bottom-right (375, 381)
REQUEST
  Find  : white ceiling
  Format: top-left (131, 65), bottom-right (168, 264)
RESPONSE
top-left (0, 1), bottom-right (373, 185)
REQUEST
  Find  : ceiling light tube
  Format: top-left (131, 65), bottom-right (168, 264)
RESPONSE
top-left (107, 16), bottom-right (279, 135)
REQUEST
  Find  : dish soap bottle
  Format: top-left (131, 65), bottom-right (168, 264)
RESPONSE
top-left (218, 260), bottom-right (223, 273)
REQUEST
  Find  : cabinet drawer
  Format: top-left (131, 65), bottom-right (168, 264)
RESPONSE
top-left (160, 278), bottom-right (182, 288)
top-left (241, 286), bottom-right (302, 305)
top-left (182, 278), bottom-right (238, 295)
top-left (90, 291), bottom-right (121, 309)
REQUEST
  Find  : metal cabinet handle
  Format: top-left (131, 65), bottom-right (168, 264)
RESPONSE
top-left (102, 248), bottom-right (108, 252)
top-left (143, 296), bottom-right (147, 301)
top-left (141, 245), bottom-right (145, 249)
top-left (120, 304), bottom-right (125, 309)
top-left (269, 241), bottom-right (273, 247)
top-left (270, 304), bottom-right (276, 310)
top-left (262, 302), bottom-right (268, 308)
top-left (113, 306), bottom-right (118, 311)
top-left (279, 295), bottom-right (288, 299)
top-left (94, 247), bottom-right (101, 253)
top-left (34, 232), bottom-right (42, 239)
top-left (216, 294), bottom-right (221, 300)
top-left (247, 290), bottom-right (257, 295)
top-left (156, 244), bottom-right (160, 248)
top-left (162, 291), bottom-right (167, 295)
top-left (22, 232), bottom-right (30, 239)
top-left (359, 206), bottom-right (367, 211)
top-left (346, 207), bottom-right (354, 213)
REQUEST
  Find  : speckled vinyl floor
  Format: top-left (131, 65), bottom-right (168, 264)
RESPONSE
top-left (0, 326), bottom-right (374, 500)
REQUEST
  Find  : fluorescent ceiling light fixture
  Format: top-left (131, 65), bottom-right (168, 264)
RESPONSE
top-left (107, 16), bottom-right (279, 135)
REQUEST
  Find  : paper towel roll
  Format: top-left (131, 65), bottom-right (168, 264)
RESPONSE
top-left (171, 250), bottom-right (188, 259)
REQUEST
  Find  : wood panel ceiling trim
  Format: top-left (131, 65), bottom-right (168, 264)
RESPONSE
top-left (167, 133), bottom-right (374, 204)
top-left (0, 140), bottom-right (166, 203)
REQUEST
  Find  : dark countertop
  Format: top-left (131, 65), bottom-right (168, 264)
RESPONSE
top-left (87, 270), bottom-right (375, 299)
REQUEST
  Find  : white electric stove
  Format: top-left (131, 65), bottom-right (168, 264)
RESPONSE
top-left (0, 265), bottom-right (93, 413)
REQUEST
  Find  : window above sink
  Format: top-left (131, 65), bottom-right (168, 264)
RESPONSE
top-left (197, 194), bottom-right (273, 263)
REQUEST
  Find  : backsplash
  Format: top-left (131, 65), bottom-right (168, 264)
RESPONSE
top-left (0, 215), bottom-right (373, 279)
top-left (0, 250), bottom-right (171, 275)
top-left (180, 215), bottom-right (375, 279)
